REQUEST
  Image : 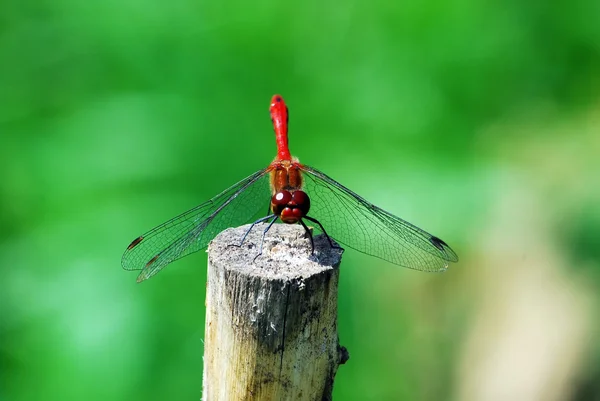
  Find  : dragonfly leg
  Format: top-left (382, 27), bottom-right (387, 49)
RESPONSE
top-left (253, 215), bottom-right (279, 262)
top-left (299, 219), bottom-right (315, 254)
top-left (304, 215), bottom-right (344, 251)
top-left (231, 214), bottom-right (277, 248)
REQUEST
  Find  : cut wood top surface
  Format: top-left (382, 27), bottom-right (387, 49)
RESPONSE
top-left (207, 223), bottom-right (344, 278)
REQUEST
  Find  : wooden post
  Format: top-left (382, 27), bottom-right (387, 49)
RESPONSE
top-left (202, 223), bottom-right (348, 401)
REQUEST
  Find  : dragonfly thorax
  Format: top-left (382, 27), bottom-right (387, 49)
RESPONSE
top-left (270, 159), bottom-right (303, 193)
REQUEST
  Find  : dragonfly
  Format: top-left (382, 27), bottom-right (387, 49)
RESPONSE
top-left (122, 95), bottom-right (458, 282)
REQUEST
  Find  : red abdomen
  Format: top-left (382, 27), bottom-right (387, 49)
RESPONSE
top-left (270, 95), bottom-right (291, 161)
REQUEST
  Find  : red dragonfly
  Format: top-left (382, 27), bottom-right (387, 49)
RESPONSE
top-left (122, 95), bottom-right (458, 282)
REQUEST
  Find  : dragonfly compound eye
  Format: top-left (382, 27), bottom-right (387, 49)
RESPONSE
top-left (271, 190), bottom-right (293, 215)
top-left (290, 190), bottom-right (310, 216)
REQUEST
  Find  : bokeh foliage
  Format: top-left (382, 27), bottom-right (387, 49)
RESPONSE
top-left (1, 0), bottom-right (599, 400)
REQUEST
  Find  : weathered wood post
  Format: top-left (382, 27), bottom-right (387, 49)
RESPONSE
top-left (202, 223), bottom-right (348, 401)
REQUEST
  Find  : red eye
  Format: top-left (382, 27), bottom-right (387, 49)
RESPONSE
top-left (272, 190), bottom-right (292, 206)
top-left (291, 190), bottom-right (310, 215)
top-left (271, 190), bottom-right (292, 215)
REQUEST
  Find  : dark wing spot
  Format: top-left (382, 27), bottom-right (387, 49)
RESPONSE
top-left (145, 254), bottom-right (160, 267)
top-left (127, 236), bottom-right (144, 250)
top-left (429, 236), bottom-right (448, 252)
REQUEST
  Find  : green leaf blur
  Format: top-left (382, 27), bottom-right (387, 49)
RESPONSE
top-left (1, 0), bottom-right (599, 400)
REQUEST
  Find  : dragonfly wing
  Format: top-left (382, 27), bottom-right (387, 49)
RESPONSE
top-left (300, 165), bottom-right (458, 272)
top-left (122, 168), bottom-right (271, 282)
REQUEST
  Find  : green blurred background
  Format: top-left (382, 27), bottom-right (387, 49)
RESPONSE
top-left (1, 0), bottom-right (599, 400)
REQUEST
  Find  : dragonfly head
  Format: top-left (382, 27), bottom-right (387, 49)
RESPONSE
top-left (271, 190), bottom-right (311, 224)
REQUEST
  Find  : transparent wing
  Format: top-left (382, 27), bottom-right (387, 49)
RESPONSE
top-left (300, 165), bottom-right (458, 272)
top-left (122, 168), bottom-right (271, 282)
